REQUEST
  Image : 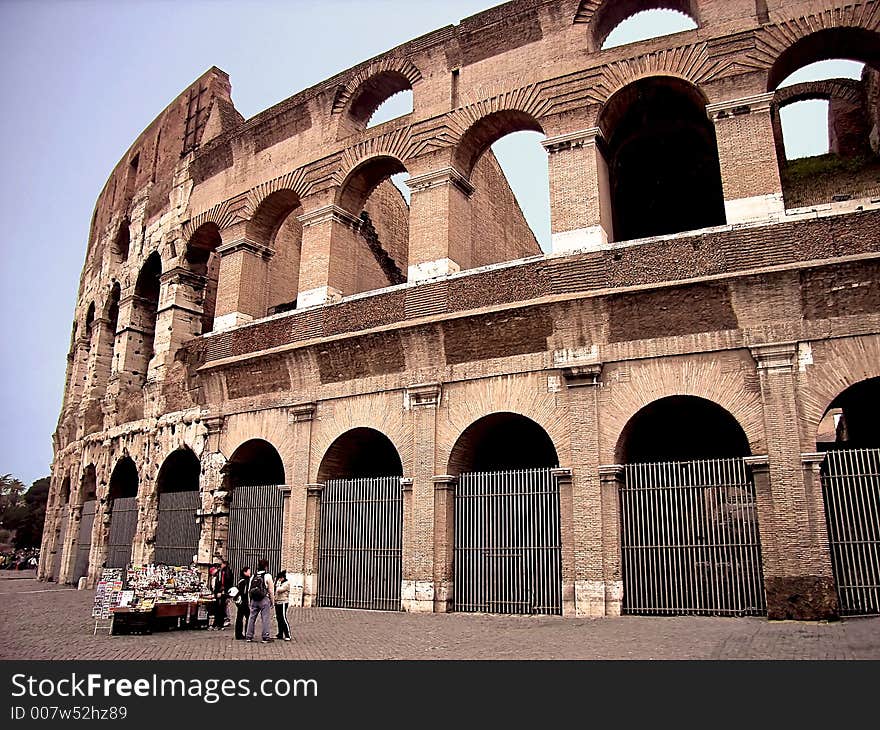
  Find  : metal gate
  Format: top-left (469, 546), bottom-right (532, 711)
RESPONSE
top-left (621, 458), bottom-right (766, 616)
top-left (51, 510), bottom-right (68, 581)
top-left (154, 490), bottom-right (201, 566)
top-left (73, 500), bottom-right (96, 582)
top-left (454, 468), bottom-right (562, 615)
top-left (317, 477), bottom-right (402, 611)
top-left (226, 485), bottom-right (284, 578)
top-left (821, 448), bottom-right (880, 616)
top-left (106, 496), bottom-right (139, 568)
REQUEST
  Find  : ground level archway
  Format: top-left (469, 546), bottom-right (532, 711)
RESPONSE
top-left (617, 396), bottom-right (765, 616)
top-left (154, 448), bottom-right (201, 566)
top-left (817, 377), bottom-right (880, 615)
top-left (106, 457), bottom-right (139, 569)
top-left (224, 439), bottom-right (285, 578)
top-left (450, 413), bottom-right (563, 616)
top-left (316, 428), bottom-right (404, 611)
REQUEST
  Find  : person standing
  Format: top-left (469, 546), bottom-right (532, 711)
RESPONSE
top-left (274, 569), bottom-right (291, 641)
top-left (245, 558), bottom-right (275, 643)
top-left (234, 566), bottom-right (251, 640)
top-left (211, 560), bottom-right (234, 630)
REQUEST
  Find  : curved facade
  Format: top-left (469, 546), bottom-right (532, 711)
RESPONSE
top-left (41, 0), bottom-right (880, 621)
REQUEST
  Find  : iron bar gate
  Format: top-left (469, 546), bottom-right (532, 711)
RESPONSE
top-left (154, 490), bottom-right (201, 566)
top-left (317, 477), bottom-right (402, 611)
top-left (106, 496), bottom-right (139, 568)
top-left (621, 458), bottom-right (766, 616)
top-left (454, 468), bottom-right (562, 615)
top-left (821, 448), bottom-right (880, 616)
top-left (51, 510), bottom-right (68, 581)
top-left (226, 485), bottom-right (284, 578)
top-left (73, 500), bottom-right (96, 582)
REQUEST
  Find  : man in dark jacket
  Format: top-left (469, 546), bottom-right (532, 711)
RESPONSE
top-left (211, 559), bottom-right (234, 629)
top-left (234, 566), bottom-right (252, 640)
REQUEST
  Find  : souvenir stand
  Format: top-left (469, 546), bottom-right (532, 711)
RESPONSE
top-left (99, 565), bottom-right (213, 635)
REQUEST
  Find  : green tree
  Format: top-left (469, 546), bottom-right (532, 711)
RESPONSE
top-left (14, 478), bottom-right (50, 549)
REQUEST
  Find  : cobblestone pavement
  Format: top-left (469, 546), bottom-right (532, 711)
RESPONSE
top-left (2, 572), bottom-right (879, 660)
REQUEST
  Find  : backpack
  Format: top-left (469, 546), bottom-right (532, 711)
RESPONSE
top-left (248, 571), bottom-right (267, 601)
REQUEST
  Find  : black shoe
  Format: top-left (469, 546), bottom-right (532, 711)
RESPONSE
top-left (261, 638), bottom-right (274, 643)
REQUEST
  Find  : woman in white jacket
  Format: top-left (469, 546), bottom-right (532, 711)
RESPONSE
top-left (274, 569), bottom-right (291, 641)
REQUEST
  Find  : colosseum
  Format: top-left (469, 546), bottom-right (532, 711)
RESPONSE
top-left (39, 0), bottom-right (880, 622)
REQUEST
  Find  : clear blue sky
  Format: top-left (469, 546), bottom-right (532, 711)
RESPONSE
top-left (0, 2), bottom-right (860, 486)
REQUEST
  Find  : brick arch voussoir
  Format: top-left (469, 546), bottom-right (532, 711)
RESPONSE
top-left (774, 78), bottom-right (865, 110)
top-left (438, 375), bottom-right (569, 475)
top-left (798, 335), bottom-right (880, 448)
top-left (310, 398), bottom-right (412, 483)
top-left (601, 359), bottom-right (766, 464)
top-left (331, 57), bottom-right (422, 116)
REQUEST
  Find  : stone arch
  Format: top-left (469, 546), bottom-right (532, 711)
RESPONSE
top-left (577, 0), bottom-right (700, 50)
top-left (453, 110), bottom-right (545, 180)
top-left (113, 219), bottom-right (130, 262)
top-left (600, 357), bottom-right (766, 464)
top-left (84, 301), bottom-right (95, 340)
top-left (766, 26), bottom-right (880, 92)
top-left (597, 74), bottom-right (725, 241)
top-left (156, 446), bottom-right (201, 494)
top-left (185, 222), bottom-right (222, 333)
top-left (223, 438), bottom-right (286, 490)
top-left (614, 395), bottom-right (752, 464)
top-left (246, 189), bottom-right (303, 314)
top-left (79, 464), bottom-right (98, 503)
top-left (317, 427), bottom-right (404, 483)
top-left (332, 57), bottom-right (422, 125)
top-left (798, 336), bottom-right (880, 449)
top-left (447, 412), bottom-right (559, 476)
top-left (774, 78), bottom-right (865, 109)
top-left (108, 456), bottom-right (139, 501)
top-left (337, 155), bottom-right (408, 215)
top-left (438, 375), bottom-right (569, 475)
top-left (131, 251), bottom-right (162, 386)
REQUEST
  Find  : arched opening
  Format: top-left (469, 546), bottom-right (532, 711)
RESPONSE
top-left (185, 223), bottom-right (222, 333)
top-left (247, 191), bottom-right (303, 315)
top-left (367, 89), bottom-right (413, 128)
top-left (448, 111), bottom-right (548, 270)
top-left (223, 439), bottom-right (285, 578)
top-left (132, 252), bottom-right (161, 386)
top-left (617, 395), bottom-right (751, 464)
top-left (315, 428), bottom-right (404, 611)
top-left (106, 457), bottom-right (139, 568)
top-left (113, 221), bottom-right (130, 262)
top-left (51, 476), bottom-right (71, 581)
top-left (769, 28), bottom-right (880, 208)
top-left (449, 413), bottom-right (562, 615)
top-left (154, 448), bottom-right (201, 566)
top-left (599, 5), bottom-right (698, 50)
top-left (343, 70), bottom-right (414, 132)
top-left (448, 412), bottom-right (559, 475)
top-left (223, 439), bottom-right (285, 490)
top-left (615, 396), bottom-right (764, 617)
top-left (318, 428), bottom-right (403, 483)
top-left (72, 465), bottom-right (97, 583)
top-left (335, 156), bottom-right (410, 295)
top-left (599, 77), bottom-right (726, 242)
top-left (815, 377), bottom-right (880, 615)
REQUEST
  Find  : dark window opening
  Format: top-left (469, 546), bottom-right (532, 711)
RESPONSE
top-left (448, 413), bottom-right (559, 475)
top-left (223, 439), bottom-right (285, 490)
top-left (318, 428), bottom-right (403, 482)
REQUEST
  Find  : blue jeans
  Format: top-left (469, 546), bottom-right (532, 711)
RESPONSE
top-left (245, 597), bottom-right (272, 640)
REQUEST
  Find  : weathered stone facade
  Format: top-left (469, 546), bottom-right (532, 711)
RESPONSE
top-left (41, 0), bottom-right (880, 621)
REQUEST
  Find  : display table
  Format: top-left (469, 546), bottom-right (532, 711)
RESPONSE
top-left (111, 600), bottom-right (212, 634)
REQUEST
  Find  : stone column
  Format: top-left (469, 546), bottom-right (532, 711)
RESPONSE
top-left (543, 128), bottom-right (613, 253)
top-left (112, 292), bottom-right (156, 394)
top-left (196, 417), bottom-right (227, 572)
top-left (296, 205), bottom-right (362, 307)
top-left (68, 336), bottom-right (91, 406)
top-left (131, 473), bottom-right (158, 567)
top-left (750, 343), bottom-right (838, 619)
top-left (213, 233), bottom-right (274, 331)
top-left (563, 363), bottom-right (606, 615)
top-left (432, 475), bottom-right (456, 612)
top-left (598, 465), bottom-right (624, 616)
top-left (302, 483), bottom-right (324, 607)
top-left (403, 383), bottom-right (442, 612)
top-left (152, 267), bottom-right (207, 371)
top-left (707, 93), bottom-right (785, 223)
top-left (406, 168), bottom-right (474, 282)
top-left (284, 402), bottom-right (316, 607)
top-left (551, 467), bottom-right (576, 616)
top-left (58, 501), bottom-right (81, 585)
